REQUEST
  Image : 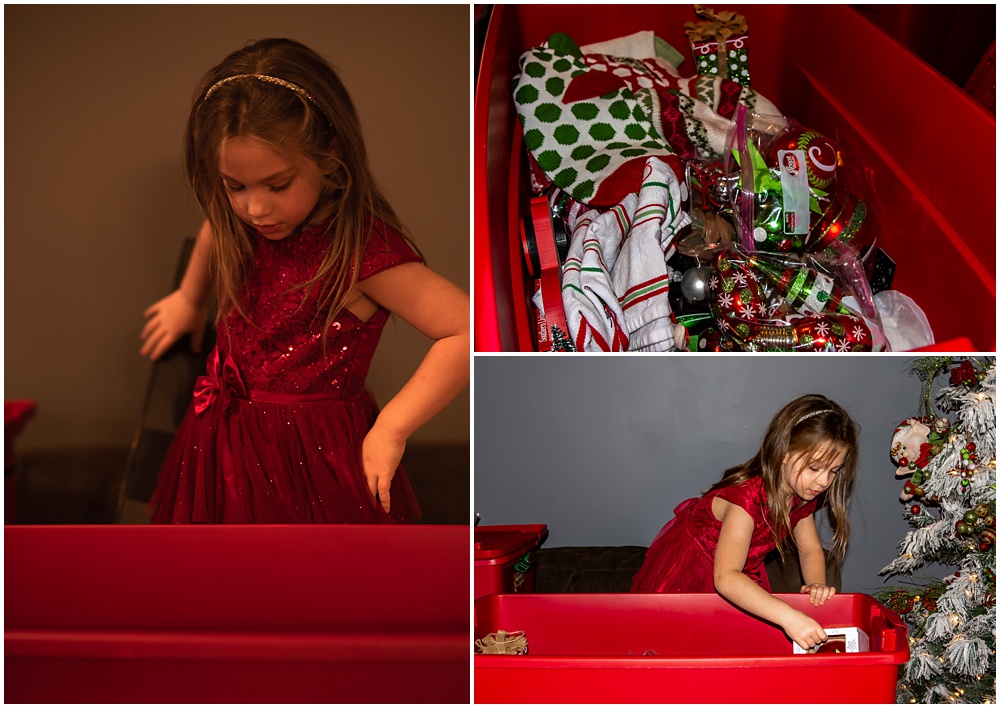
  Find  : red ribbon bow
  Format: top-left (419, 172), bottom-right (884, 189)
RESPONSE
top-left (193, 349), bottom-right (248, 415)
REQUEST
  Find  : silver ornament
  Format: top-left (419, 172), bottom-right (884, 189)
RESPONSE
top-left (680, 266), bottom-right (713, 303)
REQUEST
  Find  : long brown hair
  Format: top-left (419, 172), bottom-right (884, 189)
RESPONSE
top-left (185, 38), bottom-right (418, 343)
top-left (707, 394), bottom-right (859, 560)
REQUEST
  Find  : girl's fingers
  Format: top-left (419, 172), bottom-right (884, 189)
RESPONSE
top-left (140, 328), bottom-right (162, 357)
top-left (140, 317), bottom-right (161, 342)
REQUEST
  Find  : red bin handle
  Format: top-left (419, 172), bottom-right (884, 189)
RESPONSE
top-left (870, 603), bottom-right (908, 652)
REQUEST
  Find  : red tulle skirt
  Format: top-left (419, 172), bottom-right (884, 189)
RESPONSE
top-left (630, 498), bottom-right (771, 593)
top-left (149, 389), bottom-right (420, 524)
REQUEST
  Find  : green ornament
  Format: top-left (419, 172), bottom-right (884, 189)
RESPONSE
top-left (911, 470), bottom-right (923, 485)
top-left (964, 510), bottom-right (979, 525)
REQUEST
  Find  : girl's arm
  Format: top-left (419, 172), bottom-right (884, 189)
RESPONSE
top-left (140, 219), bottom-right (212, 360)
top-left (355, 262), bottom-right (470, 512)
top-left (792, 513), bottom-right (837, 605)
top-left (712, 497), bottom-right (828, 651)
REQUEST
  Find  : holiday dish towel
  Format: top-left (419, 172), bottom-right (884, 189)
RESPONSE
top-left (512, 30), bottom-right (781, 207)
top-left (555, 156), bottom-right (691, 352)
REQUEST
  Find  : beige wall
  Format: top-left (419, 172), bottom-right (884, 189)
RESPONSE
top-left (4, 5), bottom-right (470, 451)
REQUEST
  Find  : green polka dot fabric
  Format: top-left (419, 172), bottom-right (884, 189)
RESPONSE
top-left (513, 35), bottom-right (779, 208)
top-left (513, 45), bottom-right (679, 206)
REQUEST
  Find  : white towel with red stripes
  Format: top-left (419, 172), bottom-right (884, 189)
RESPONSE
top-left (558, 156), bottom-right (691, 351)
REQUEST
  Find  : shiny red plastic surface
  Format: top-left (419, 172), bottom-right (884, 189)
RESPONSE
top-left (474, 524), bottom-right (548, 600)
top-left (474, 592), bottom-right (909, 703)
top-left (474, 5), bottom-right (995, 352)
top-left (5, 524), bottom-right (469, 703)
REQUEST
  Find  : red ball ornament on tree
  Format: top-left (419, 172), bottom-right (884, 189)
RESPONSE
top-left (981, 528), bottom-right (996, 549)
top-left (910, 505), bottom-right (921, 515)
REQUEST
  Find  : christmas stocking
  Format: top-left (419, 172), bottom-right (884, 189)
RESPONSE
top-left (512, 30), bottom-right (782, 208)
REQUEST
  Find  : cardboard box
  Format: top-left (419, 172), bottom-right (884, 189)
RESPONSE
top-left (793, 626), bottom-right (871, 654)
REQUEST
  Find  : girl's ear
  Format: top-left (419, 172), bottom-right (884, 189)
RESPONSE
top-left (319, 142), bottom-right (344, 180)
top-left (780, 451), bottom-right (795, 477)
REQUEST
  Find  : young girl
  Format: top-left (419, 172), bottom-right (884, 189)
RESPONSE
top-left (630, 394), bottom-right (858, 651)
top-left (139, 38), bottom-right (469, 524)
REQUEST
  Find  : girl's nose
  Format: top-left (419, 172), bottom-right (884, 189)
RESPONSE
top-left (245, 190), bottom-right (271, 218)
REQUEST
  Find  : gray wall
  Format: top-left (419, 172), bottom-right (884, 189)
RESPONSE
top-left (5, 5), bottom-right (469, 452)
top-left (474, 355), bottom-right (946, 594)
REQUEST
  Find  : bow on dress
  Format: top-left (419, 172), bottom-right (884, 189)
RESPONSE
top-left (193, 349), bottom-right (249, 415)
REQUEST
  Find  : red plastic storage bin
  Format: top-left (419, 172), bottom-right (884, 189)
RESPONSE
top-left (5, 524), bottom-right (469, 703)
top-left (474, 592), bottom-right (909, 703)
top-left (474, 4), bottom-right (995, 352)
top-left (475, 523), bottom-right (548, 600)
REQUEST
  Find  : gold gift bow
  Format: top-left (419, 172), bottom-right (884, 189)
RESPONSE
top-left (683, 5), bottom-right (748, 80)
top-left (475, 630), bottom-right (528, 655)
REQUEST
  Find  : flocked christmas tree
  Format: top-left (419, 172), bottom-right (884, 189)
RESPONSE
top-left (876, 356), bottom-right (996, 704)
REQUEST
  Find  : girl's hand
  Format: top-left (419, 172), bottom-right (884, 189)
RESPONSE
top-left (141, 289), bottom-right (207, 361)
top-left (361, 424), bottom-right (406, 513)
top-left (781, 608), bottom-right (828, 652)
top-left (801, 583), bottom-right (837, 606)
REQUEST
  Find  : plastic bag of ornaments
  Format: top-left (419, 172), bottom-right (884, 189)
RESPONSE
top-left (675, 107), bottom-right (878, 265)
top-left (668, 107), bottom-right (897, 352)
top-left (670, 242), bottom-right (892, 352)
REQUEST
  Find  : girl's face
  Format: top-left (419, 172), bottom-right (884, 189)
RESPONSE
top-left (218, 135), bottom-right (326, 241)
top-left (781, 442), bottom-right (847, 502)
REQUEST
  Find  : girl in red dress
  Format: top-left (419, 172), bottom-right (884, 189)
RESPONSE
top-left (631, 394), bottom-right (859, 651)
top-left (139, 38), bottom-right (469, 523)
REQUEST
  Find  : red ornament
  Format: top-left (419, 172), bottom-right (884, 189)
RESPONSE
top-left (950, 360), bottom-right (978, 387)
top-left (981, 528), bottom-right (997, 551)
top-left (910, 505), bottom-right (921, 515)
top-left (889, 590), bottom-right (915, 614)
top-left (767, 124), bottom-right (838, 190)
top-left (804, 190), bottom-right (874, 258)
top-left (967, 442), bottom-right (976, 452)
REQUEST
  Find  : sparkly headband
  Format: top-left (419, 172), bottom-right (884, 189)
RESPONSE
top-left (795, 409), bottom-right (834, 426)
top-left (202, 74), bottom-right (333, 126)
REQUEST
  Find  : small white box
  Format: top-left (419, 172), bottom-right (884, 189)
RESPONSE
top-left (793, 626), bottom-right (870, 654)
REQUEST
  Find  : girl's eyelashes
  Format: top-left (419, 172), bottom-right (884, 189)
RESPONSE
top-left (222, 181), bottom-right (293, 193)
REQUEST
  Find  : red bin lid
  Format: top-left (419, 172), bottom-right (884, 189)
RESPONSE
top-left (474, 524), bottom-right (548, 560)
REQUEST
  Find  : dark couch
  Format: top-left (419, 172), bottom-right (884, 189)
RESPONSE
top-left (535, 545), bottom-right (842, 594)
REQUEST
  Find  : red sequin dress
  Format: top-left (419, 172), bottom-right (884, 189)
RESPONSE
top-left (630, 476), bottom-right (816, 592)
top-left (150, 218), bottom-right (422, 523)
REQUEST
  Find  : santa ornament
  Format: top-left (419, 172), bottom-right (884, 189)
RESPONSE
top-left (890, 418), bottom-right (932, 503)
